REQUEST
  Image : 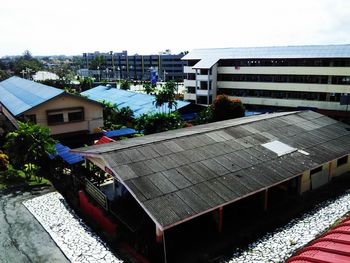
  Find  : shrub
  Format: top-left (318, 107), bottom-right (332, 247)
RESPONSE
top-left (135, 112), bottom-right (184, 135)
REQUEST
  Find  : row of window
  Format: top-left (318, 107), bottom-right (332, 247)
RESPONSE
top-left (217, 88), bottom-right (342, 102)
top-left (24, 108), bottom-right (85, 126)
top-left (217, 74), bottom-right (350, 85)
top-left (218, 58), bottom-right (350, 67)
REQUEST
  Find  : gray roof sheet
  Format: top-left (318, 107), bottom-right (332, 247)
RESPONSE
top-left (72, 111), bottom-right (350, 230)
top-left (183, 44), bottom-right (350, 69)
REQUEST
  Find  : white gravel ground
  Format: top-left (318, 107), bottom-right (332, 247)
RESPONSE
top-left (23, 191), bottom-right (122, 263)
top-left (227, 191), bottom-right (350, 263)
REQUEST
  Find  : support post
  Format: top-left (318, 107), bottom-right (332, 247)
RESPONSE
top-left (263, 189), bottom-right (268, 211)
top-left (156, 226), bottom-right (163, 243)
top-left (218, 206), bottom-right (223, 233)
top-left (328, 162), bottom-right (332, 181)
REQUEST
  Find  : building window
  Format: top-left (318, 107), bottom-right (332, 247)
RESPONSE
top-left (337, 156), bottom-right (348, 167)
top-left (310, 166), bottom-right (322, 175)
top-left (68, 109), bottom-right (84, 122)
top-left (47, 112), bottom-right (64, 125)
top-left (24, 114), bottom-right (37, 124)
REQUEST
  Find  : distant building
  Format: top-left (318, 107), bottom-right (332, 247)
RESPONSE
top-left (182, 44), bottom-right (350, 118)
top-left (81, 50), bottom-right (186, 81)
top-left (0, 77), bottom-right (104, 137)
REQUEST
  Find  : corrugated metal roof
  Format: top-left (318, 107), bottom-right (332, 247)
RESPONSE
top-left (81, 86), bottom-right (190, 117)
top-left (103, 128), bottom-right (137, 138)
top-left (72, 111), bottom-right (350, 230)
top-left (287, 217), bottom-right (350, 263)
top-left (50, 143), bottom-right (84, 165)
top-left (183, 44), bottom-right (350, 69)
top-left (0, 76), bottom-right (64, 116)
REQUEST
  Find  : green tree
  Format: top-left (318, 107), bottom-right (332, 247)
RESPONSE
top-left (0, 69), bottom-right (9, 81)
top-left (0, 150), bottom-right (9, 172)
top-left (89, 55), bottom-right (106, 70)
top-left (4, 122), bottom-right (57, 178)
top-left (11, 50), bottom-right (43, 76)
top-left (79, 77), bottom-right (93, 91)
top-left (135, 112), bottom-right (183, 135)
top-left (154, 80), bottom-right (177, 113)
top-left (143, 82), bottom-right (154, 95)
top-left (100, 100), bottom-right (134, 129)
top-left (120, 79), bottom-right (131, 90)
top-left (192, 106), bottom-right (213, 125)
top-left (211, 95), bottom-right (245, 122)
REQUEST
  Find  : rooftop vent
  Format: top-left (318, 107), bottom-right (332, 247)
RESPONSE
top-left (262, 140), bottom-right (297, 156)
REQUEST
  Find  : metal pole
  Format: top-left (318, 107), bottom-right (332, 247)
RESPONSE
top-left (163, 230), bottom-right (168, 263)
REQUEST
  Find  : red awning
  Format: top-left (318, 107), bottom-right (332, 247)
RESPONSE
top-left (95, 136), bottom-right (115, 145)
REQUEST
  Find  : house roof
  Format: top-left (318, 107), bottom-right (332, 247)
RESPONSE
top-left (286, 217), bottom-right (350, 263)
top-left (182, 44), bottom-right (350, 69)
top-left (72, 111), bottom-right (350, 230)
top-left (81, 85), bottom-right (190, 117)
top-left (0, 76), bottom-right (64, 116)
top-left (0, 77), bottom-right (102, 117)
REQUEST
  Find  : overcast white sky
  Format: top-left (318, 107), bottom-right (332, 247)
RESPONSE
top-left (0, 0), bottom-right (349, 57)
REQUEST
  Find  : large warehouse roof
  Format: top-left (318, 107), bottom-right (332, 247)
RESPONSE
top-left (183, 44), bottom-right (350, 69)
top-left (81, 85), bottom-right (190, 117)
top-left (72, 111), bottom-right (350, 230)
top-left (0, 76), bottom-right (64, 116)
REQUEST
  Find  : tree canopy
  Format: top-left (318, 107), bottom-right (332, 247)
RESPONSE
top-left (193, 95), bottom-right (245, 124)
top-left (11, 50), bottom-right (43, 76)
top-left (120, 80), bottom-right (131, 90)
top-left (154, 81), bottom-right (178, 113)
top-left (4, 122), bottom-right (57, 171)
top-left (211, 95), bottom-right (245, 121)
top-left (135, 112), bottom-right (183, 135)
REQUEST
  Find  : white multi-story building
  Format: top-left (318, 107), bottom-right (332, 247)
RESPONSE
top-left (182, 45), bottom-right (350, 117)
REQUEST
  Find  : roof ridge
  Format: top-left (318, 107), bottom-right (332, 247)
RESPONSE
top-left (72, 111), bottom-right (299, 155)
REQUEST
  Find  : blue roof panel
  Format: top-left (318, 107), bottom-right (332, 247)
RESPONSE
top-left (51, 143), bottom-right (84, 165)
top-left (104, 128), bottom-right (137, 137)
top-left (0, 77), bottom-right (64, 116)
top-left (81, 86), bottom-right (190, 117)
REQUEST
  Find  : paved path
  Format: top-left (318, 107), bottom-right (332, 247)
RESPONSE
top-left (23, 192), bottom-right (122, 263)
top-left (0, 188), bottom-right (69, 263)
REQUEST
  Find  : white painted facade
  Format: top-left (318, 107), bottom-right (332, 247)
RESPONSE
top-left (182, 45), bottom-right (350, 113)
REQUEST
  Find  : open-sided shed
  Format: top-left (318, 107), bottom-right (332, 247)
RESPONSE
top-left (71, 111), bottom-right (350, 246)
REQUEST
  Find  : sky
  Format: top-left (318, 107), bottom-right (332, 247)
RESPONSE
top-left (0, 0), bottom-right (349, 57)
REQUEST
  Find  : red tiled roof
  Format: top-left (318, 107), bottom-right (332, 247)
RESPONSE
top-left (287, 218), bottom-right (350, 263)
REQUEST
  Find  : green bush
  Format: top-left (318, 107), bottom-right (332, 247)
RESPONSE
top-left (211, 95), bottom-right (245, 122)
top-left (135, 112), bottom-right (184, 135)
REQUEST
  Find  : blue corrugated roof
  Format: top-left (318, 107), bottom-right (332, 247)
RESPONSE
top-left (81, 86), bottom-right (190, 117)
top-left (0, 76), bottom-right (64, 116)
top-left (103, 127), bottom-right (137, 138)
top-left (183, 44), bottom-right (350, 69)
top-left (50, 143), bottom-right (84, 165)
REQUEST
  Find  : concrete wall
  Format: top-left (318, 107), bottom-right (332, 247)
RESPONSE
top-left (218, 81), bottom-right (350, 93)
top-left (300, 157), bottom-right (350, 194)
top-left (330, 154), bottom-right (350, 178)
top-left (24, 94), bottom-right (103, 135)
